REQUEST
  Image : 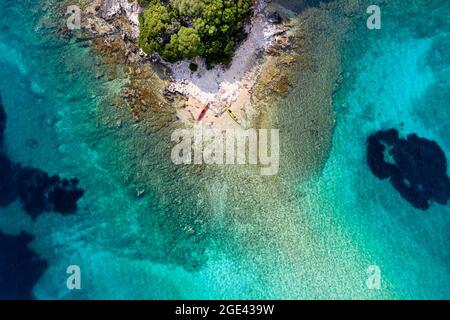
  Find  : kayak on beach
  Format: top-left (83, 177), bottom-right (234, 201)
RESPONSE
top-left (226, 107), bottom-right (241, 125)
top-left (196, 102), bottom-right (210, 122)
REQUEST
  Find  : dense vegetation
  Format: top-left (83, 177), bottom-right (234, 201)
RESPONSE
top-left (138, 0), bottom-right (254, 66)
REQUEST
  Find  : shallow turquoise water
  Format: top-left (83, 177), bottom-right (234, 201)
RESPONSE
top-left (0, 0), bottom-right (449, 299)
top-left (299, 1), bottom-right (450, 298)
top-left (0, 0), bottom-right (261, 299)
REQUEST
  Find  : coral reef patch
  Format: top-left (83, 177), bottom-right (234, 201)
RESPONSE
top-left (0, 97), bottom-right (84, 219)
top-left (0, 231), bottom-right (48, 300)
top-left (367, 129), bottom-right (450, 210)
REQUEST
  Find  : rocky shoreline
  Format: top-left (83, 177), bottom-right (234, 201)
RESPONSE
top-left (61, 0), bottom-right (298, 129)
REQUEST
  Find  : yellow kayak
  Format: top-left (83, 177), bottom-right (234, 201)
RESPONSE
top-left (226, 107), bottom-right (240, 125)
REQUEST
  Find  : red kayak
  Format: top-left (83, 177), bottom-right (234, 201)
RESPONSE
top-left (196, 102), bottom-right (209, 122)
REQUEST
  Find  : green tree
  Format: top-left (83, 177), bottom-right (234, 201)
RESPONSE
top-left (138, 4), bottom-right (171, 54)
top-left (171, 0), bottom-right (206, 17)
top-left (163, 27), bottom-right (202, 62)
top-left (137, 0), bottom-right (151, 7)
top-left (192, 0), bottom-right (253, 64)
top-left (138, 0), bottom-right (253, 65)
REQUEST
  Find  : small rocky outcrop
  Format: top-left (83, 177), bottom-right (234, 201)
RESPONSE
top-left (100, 0), bottom-right (124, 21)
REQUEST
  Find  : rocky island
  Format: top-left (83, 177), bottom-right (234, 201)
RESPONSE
top-left (2, 0), bottom-right (449, 301)
top-left (73, 0), bottom-right (296, 130)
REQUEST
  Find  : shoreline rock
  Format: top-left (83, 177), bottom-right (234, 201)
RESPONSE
top-left (65, 0), bottom-right (296, 129)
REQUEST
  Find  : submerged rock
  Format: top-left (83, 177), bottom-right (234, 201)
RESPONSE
top-left (367, 129), bottom-right (450, 210)
top-left (0, 231), bottom-right (48, 300)
top-left (0, 98), bottom-right (84, 219)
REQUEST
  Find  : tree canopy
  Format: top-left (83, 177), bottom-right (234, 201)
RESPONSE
top-left (138, 0), bottom-right (254, 65)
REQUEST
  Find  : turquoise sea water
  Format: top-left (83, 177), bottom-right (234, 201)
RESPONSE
top-left (0, 0), bottom-right (449, 299)
top-left (301, 1), bottom-right (450, 298)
